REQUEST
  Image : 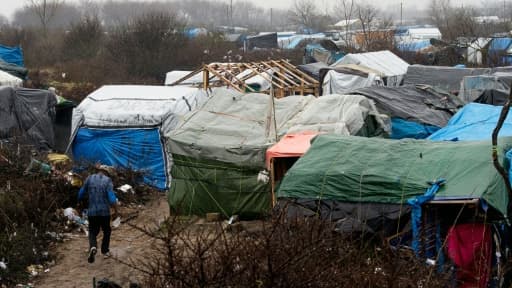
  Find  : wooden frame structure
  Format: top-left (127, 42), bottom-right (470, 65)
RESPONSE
top-left (168, 60), bottom-right (320, 97)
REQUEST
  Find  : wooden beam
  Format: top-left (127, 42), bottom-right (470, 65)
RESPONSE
top-left (259, 61), bottom-right (299, 87)
top-left (277, 60), bottom-right (320, 84)
top-left (205, 66), bottom-right (244, 93)
top-left (241, 63), bottom-right (284, 89)
top-left (269, 60), bottom-right (315, 86)
top-left (169, 66), bottom-right (204, 86)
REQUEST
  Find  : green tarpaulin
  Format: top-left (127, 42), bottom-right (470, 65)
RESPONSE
top-left (167, 88), bottom-right (390, 218)
top-left (277, 134), bottom-right (512, 216)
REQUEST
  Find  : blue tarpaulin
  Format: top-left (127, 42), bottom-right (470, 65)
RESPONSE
top-left (0, 45), bottom-right (24, 67)
top-left (391, 118), bottom-right (440, 139)
top-left (428, 103), bottom-right (512, 141)
top-left (72, 127), bottom-right (168, 190)
top-left (488, 38), bottom-right (512, 65)
top-left (396, 40), bottom-right (432, 52)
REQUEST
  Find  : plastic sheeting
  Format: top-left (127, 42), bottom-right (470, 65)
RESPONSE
top-left (0, 70), bottom-right (22, 86)
top-left (428, 103), bottom-right (512, 141)
top-left (281, 94), bottom-right (390, 137)
top-left (331, 50), bottom-right (409, 86)
top-left (403, 65), bottom-right (512, 92)
top-left (352, 85), bottom-right (464, 128)
top-left (390, 118), bottom-right (440, 139)
top-left (0, 86), bottom-right (57, 150)
top-left (459, 73), bottom-right (512, 103)
top-left (322, 69), bottom-right (380, 95)
top-left (70, 85), bottom-right (208, 189)
top-left (0, 59), bottom-right (28, 79)
top-left (265, 131), bottom-right (319, 170)
top-left (277, 134), bottom-right (512, 216)
top-left (72, 128), bottom-right (168, 189)
top-left (0, 45), bottom-right (24, 67)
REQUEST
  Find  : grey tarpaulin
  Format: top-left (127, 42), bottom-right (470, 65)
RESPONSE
top-left (404, 65), bottom-right (512, 92)
top-left (459, 73), bottom-right (512, 104)
top-left (352, 85), bottom-right (464, 127)
top-left (0, 86), bottom-right (57, 150)
top-left (297, 62), bottom-right (330, 80)
top-left (280, 94), bottom-right (390, 137)
top-left (275, 199), bottom-right (410, 236)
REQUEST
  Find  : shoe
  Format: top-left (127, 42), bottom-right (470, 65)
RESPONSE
top-left (103, 251), bottom-right (112, 259)
top-left (88, 247), bottom-right (97, 263)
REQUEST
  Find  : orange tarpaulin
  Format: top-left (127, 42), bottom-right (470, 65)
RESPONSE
top-left (265, 131), bottom-right (319, 170)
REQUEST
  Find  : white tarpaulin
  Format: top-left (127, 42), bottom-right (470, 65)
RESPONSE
top-left (332, 50), bottom-right (409, 86)
top-left (0, 70), bottom-right (22, 87)
top-left (281, 94), bottom-right (390, 137)
top-left (70, 85), bottom-right (209, 140)
top-left (322, 70), bottom-right (382, 95)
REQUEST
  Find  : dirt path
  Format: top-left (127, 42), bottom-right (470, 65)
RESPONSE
top-left (35, 194), bottom-right (169, 288)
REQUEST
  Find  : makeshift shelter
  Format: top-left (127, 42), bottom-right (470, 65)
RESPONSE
top-left (458, 73), bottom-right (512, 104)
top-left (169, 61), bottom-right (320, 97)
top-left (488, 37), bottom-right (512, 65)
top-left (428, 103), bottom-right (512, 141)
top-left (404, 65), bottom-right (512, 93)
top-left (331, 50), bottom-right (409, 86)
top-left (167, 89), bottom-right (282, 218)
top-left (0, 70), bottom-right (22, 86)
top-left (0, 86), bottom-right (57, 150)
top-left (244, 33), bottom-right (278, 50)
top-left (321, 66), bottom-right (383, 95)
top-left (70, 85), bottom-right (208, 190)
top-left (277, 134), bottom-right (511, 220)
top-left (53, 97), bottom-right (76, 153)
top-left (352, 85), bottom-right (463, 139)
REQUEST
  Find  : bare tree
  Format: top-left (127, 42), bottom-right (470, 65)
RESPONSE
top-left (335, 0), bottom-right (355, 49)
top-left (288, 0), bottom-right (317, 32)
top-left (356, 3), bottom-right (378, 51)
top-left (25, 0), bottom-right (63, 35)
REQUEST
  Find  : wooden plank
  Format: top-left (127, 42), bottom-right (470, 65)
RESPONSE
top-left (259, 61), bottom-right (298, 87)
top-left (242, 63), bottom-right (284, 89)
top-left (169, 66), bottom-right (204, 86)
top-left (277, 60), bottom-right (319, 84)
top-left (269, 60), bottom-right (316, 86)
top-left (205, 67), bottom-right (244, 93)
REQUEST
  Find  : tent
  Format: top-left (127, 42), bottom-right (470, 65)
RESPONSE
top-left (428, 103), bottom-right (512, 141)
top-left (70, 85), bottom-right (208, 190)
top-left (488, 38), bottom-right (512, 65)
top-left (167, 89), bottom-right (389, 218)
top-left (352, 85), bottom-right (464, 139)
top-left (0, 86), bottom-right (57, 150)
top-left (277, 134), bottom-right (512, 218)
top-left (331, 50), bottom-right (409, 86)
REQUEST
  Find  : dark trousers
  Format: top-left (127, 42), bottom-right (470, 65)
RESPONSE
top-left (88, 215), bottom-right (111, 254)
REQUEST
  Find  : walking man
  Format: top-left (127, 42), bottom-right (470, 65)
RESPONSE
top-left (78, 164), bottom-right (119, 263)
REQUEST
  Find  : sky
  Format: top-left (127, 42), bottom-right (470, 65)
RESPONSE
top-left (0, 0), bottom-right (487, 20)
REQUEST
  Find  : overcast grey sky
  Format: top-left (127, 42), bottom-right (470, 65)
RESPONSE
top-left (0, 0), bottom-right (487, 20)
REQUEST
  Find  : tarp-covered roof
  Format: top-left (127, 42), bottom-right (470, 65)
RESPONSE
top-left (280, 94), bottom-right (390, 137)
top-left (168, 88), bottom-right (282, 168)
top-left (352, 85), bottom-right (464, 127)
top-left (428, 103), bottom-right (512, 141)
top-left (71, 85), bottom-right (208, 134)
top-left (277, 134), bottom-right (512, 216)
top-left (403, 65), bottom-right (512, 92)
top-left (0, 86), bottom-right (57, 150)
top-left (332, 50), bottom-right (409, 77)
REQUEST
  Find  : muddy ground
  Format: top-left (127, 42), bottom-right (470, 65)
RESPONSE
top-left (35, 194), bottom-right (169, 288)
